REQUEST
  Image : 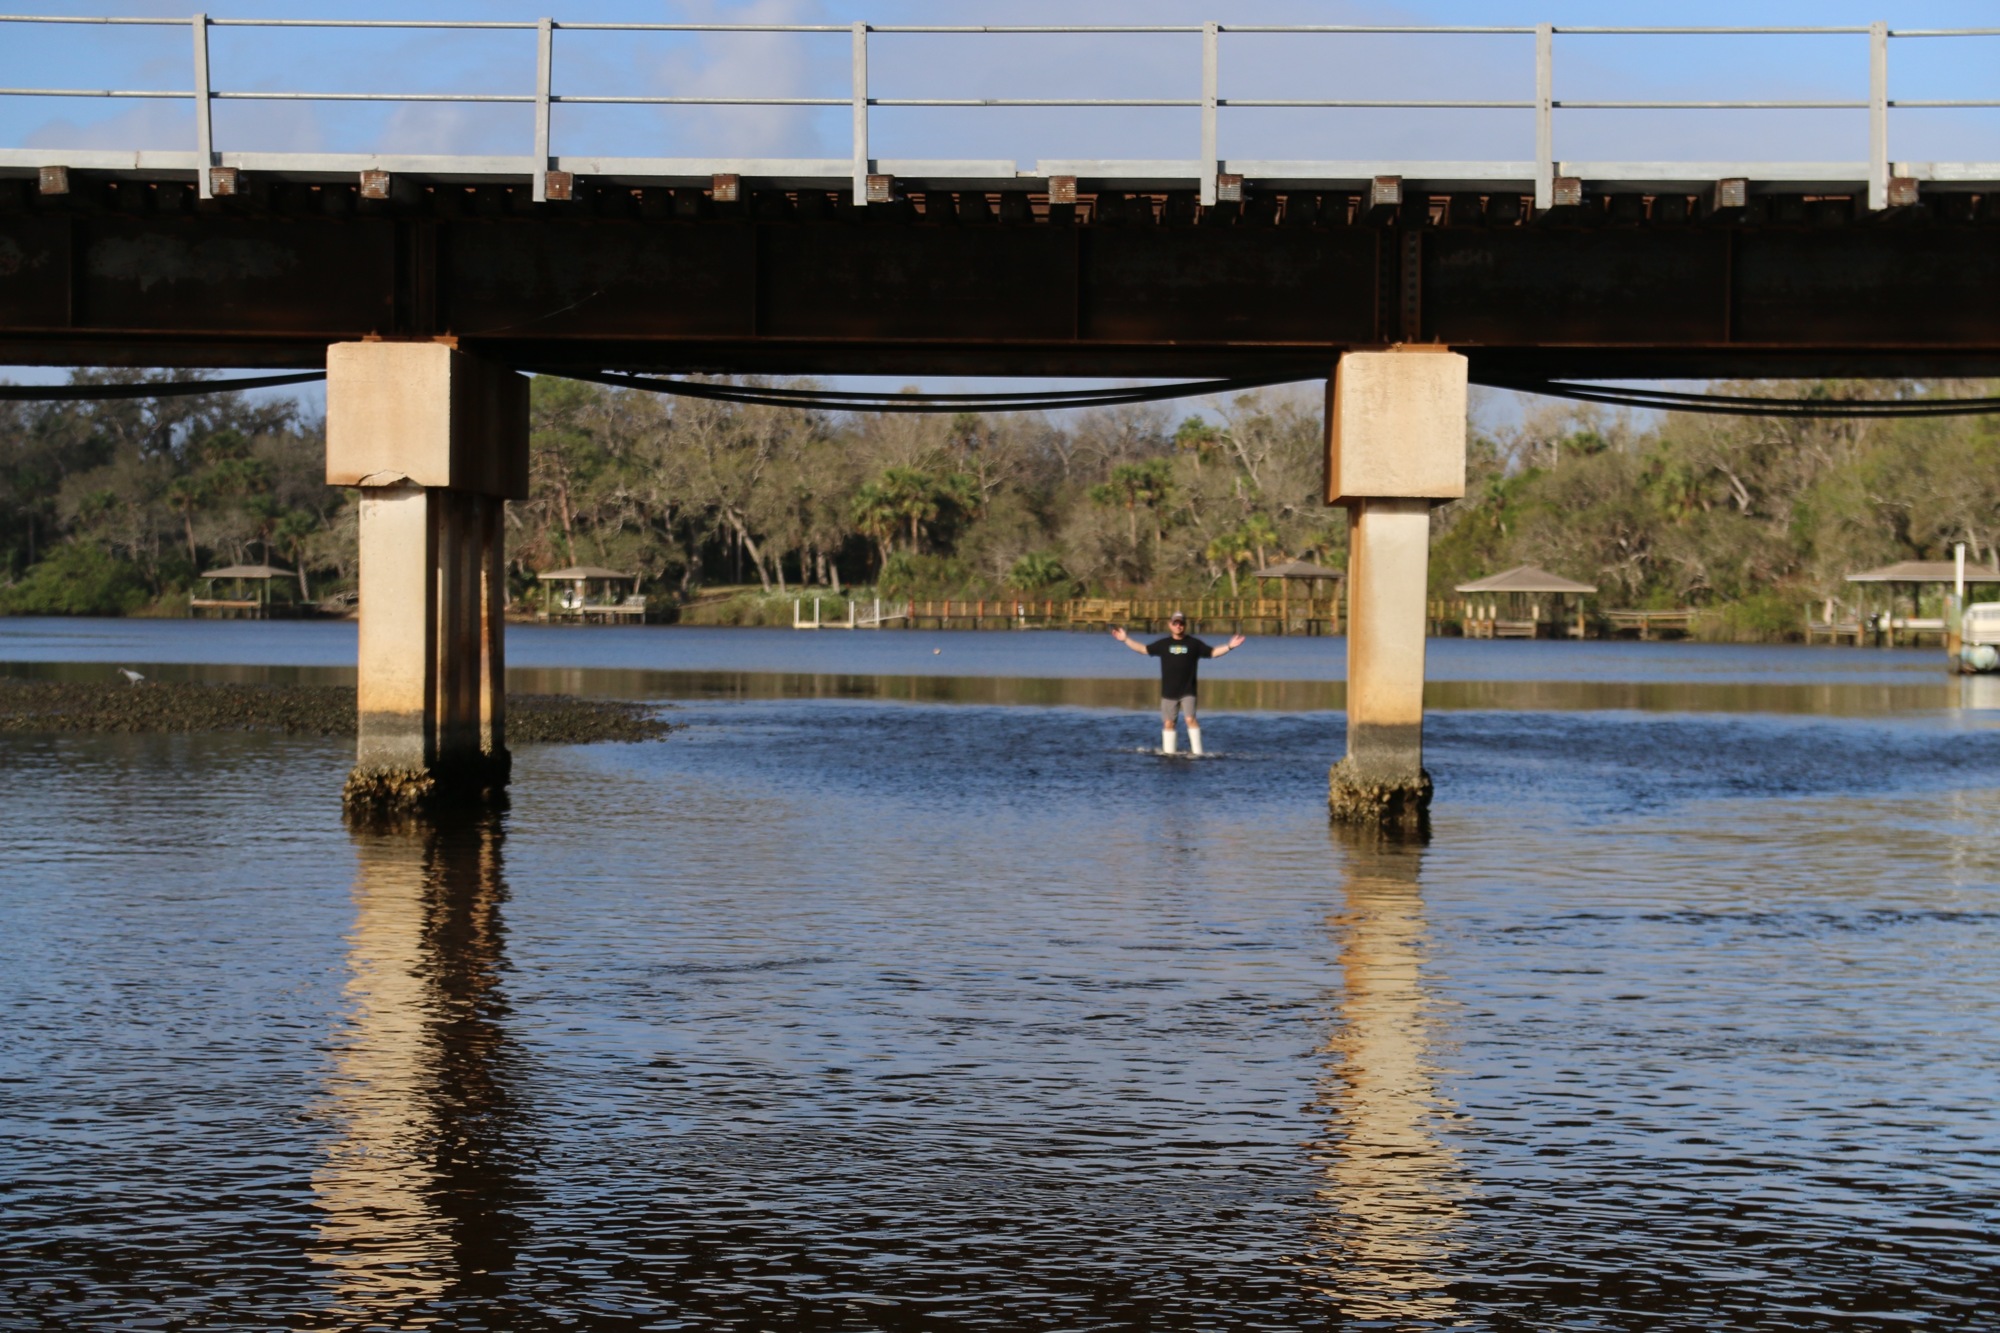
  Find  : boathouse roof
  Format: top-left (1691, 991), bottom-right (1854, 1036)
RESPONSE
top-left (538, 566), bottom-right (636, 581)
top-left (1251, 560), bottom-right (1345, 580)
top-left (1846, 560), bottom-right (2000, 583)
top-left (1455, 565), bottom-right (1598, 595)
top-left (200, 564), bottom-right (292, 580)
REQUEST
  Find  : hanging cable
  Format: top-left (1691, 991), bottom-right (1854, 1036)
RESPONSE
top-left (553, 368), bottom-right (2000, 418)
top-left (6, 365), bottom-right (1996, 419)
top-left (1480, 377), bottom-right (2000, 418)
top-left (537, 367), bottom-right (1314, 413)
top-left (0, 370), bottom-right (328, 402)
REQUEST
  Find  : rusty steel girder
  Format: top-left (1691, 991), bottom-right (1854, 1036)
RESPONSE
top-left (2, 190), bottom-right (1999, 378)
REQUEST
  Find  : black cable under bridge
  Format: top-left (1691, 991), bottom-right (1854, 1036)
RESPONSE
top-left (7, 367), bottom-right (2000, 419)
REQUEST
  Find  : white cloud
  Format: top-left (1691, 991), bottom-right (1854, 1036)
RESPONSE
top-left (629, 0), bottom-right (839, 158)
top-left (26, 100), bottom-right (194, 153)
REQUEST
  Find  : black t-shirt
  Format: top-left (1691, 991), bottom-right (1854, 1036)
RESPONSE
top-left (1147, 635), bottom-right (1213, 697)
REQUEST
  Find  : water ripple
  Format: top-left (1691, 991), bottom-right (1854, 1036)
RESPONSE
top-left (2, 702), bottom-right (1997, 1328)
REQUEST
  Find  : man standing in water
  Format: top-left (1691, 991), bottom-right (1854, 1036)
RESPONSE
top-left (1111, 612), bottom-right (1246, 755)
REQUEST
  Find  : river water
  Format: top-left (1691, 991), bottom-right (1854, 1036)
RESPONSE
top-left (3, 621), bottom-right (1997, 1330)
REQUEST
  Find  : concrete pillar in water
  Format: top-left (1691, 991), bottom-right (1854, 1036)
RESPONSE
top-left (326, 342), bottom-right (528, 812)
top-left (1324, 347), bottom-right (1467, 829)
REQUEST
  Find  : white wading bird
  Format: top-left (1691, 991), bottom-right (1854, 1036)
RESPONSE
top-left (118, 668), bottom-right (144, 685)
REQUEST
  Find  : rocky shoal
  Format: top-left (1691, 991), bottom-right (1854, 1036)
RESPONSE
top-left (0, 679), bottom-right (673, 745)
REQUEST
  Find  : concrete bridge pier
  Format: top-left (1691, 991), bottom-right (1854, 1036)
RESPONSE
top-left (1325, 348), bottom-right (1467, 830)
top-left (326, 342), bottom-right (528, 813)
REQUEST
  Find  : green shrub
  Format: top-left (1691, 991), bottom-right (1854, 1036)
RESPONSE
top-left (879, 552), bottom-right (974, 599)
top-left (1008, 551), bottom-right (1078, 596)
top-left (0, 544), bottom-right (150, 616)
top-left (1701, 591), bottom-right (1803, 643)
top-left (676, 591), bottom-right (797, 627)
top-left (132, 589), bottom-right (192, 619)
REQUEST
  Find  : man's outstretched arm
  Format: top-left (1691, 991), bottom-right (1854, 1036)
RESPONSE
top-left (1210, 633), bottom-right (1249, 658)
top-left (1110, 626), bottom-right (1151, 654)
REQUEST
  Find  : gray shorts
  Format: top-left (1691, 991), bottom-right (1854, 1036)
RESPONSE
top-left (1160, 694), bottom-right (1198, 723)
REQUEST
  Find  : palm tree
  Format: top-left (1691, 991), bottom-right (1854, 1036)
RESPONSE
top-left (241, 493), bottom-right (283, 569)
top-left (850, 483), bottom-right (900, 572)
top-left (1174, 415), bottom-right (1222, 473)
top-left (1205, 528), bottom-right (1255, 595)
top-left (1239, 514), bottom-right (1279, 571)
top-left (272, 510), bottom-right (317, 600)
top-left (937, 470), bottom-right (981, 523)
top-left (1133, 458), bottom-right (1176, 545)
top-left (164, 474), bottom-right (211, 567)
top-left (879, 467), bottom-right (940, 553)
top-left (1091, 459), bottom-right (1176, 555)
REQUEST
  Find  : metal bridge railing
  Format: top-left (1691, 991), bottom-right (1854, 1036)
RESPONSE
top-left (1, 15), bottom-right (1997, 209)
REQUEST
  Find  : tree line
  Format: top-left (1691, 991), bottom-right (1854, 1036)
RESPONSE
top-left (0, 372), bottom-right (336, 615)
top-left (2, 369), bottom-right (1995, 634)
top-left (1438, 382), bottom-right (2000, 635)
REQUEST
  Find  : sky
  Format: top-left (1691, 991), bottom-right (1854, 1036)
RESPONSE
top-left (3, 0), bottom-right (1997, 425)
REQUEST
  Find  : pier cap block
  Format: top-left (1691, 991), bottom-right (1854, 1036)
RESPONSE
top-left (1325, 346), bottom-right (1468, 505)
top-left (326, 341), bottom-right (528, 499)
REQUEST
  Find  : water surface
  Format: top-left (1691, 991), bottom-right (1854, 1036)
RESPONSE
top-left (0, 617), bottom-right (1975, 717)
top-left (2, 627), bottom-right (1996, 1329)
top-left (0, 615), bottom-right (1949, 683)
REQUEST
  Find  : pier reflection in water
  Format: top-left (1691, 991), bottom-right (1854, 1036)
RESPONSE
top-left (311, 816), bottom-right (527, 1328)
top-left (1304, 831), bottom-right (1468, 1322)
top-left (6, 680), bottom-right (2000, 1328)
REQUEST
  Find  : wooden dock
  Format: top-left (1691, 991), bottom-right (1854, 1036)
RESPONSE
top-left (1605, 609), bottom-right (1697, 640)
top-left (1462, 617), bottom-right (1540, 639)
top-left (1804, 614), bottom-right (1946, 647)
top-left (793, 595), bottom-right (1342, 635)
top-left (1804, 617), bottom-right (1866, 646)
top-left (542, 596), bottom-right (648, 625)
top-left (189, 597), bottom-right (265, 619)
top-left (793, 597), bottom-right (908, 629)
top-left (1440, 597), bottom-right (1589, 639)
top-left (1880, 616), bottom-right (1947, 647)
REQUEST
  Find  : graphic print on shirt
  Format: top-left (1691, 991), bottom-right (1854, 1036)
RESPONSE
top-left (1146, 636), bottom-right (1214, 698)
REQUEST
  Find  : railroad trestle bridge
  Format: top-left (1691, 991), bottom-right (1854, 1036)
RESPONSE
top-left (3, 14), bottom-right (1999, 823)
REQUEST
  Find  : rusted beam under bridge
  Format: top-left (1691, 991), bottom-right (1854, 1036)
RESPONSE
top-left (2, 181), bottom-right (2000, 378)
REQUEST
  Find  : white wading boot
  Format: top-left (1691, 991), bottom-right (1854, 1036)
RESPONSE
top-left (1187, 724), bottom-right (1204, 756)
top-left (1161, 728), bottom-right (1178, 755)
